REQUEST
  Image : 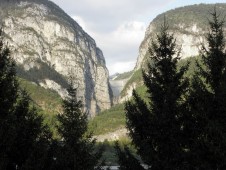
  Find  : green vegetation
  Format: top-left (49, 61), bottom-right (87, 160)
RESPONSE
top-left (0, 29), bottom-right (103, 169)
top-left (18, 78), bottom-right (62, 138)
top-left (185, 9), bottom-right (226, 168)
top-left (152, 4), bottom-right (226, 33)
top-left (89, 104), bottom-right (125, 135)
top-left (55, 81), bottom-right (103, 169)
top-left (1, 1), bottom-right (226, 168)
top-left (97, 137), bottom-right (137, 166)
top-left (120, 69), bottom-right (143, 97)
top-left (19, 78), bottom-right (62, 115)
top-left (121, 56), bottom-right (201, 99)
top-left (91, 56), bottom-right (203, 137)
top-left (89, 86), bottom-right (149, 137)
top-left (115, 9), bottom-right (226, 170)
top-left (177, 55), bottom-right (200, 77)
top-left (0, 29), bottom-right (52, 170)
top-left (115, 141), bottom-right (144, 170)
top-left (122, 20), bottom-right (189, 169)
top-left (138, 4), bottom-right (226, 74)
top-left (16, 59), bottom-right (68, 89)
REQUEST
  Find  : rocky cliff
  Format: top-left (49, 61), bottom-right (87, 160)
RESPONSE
top-left (0, 0), bottom-right (113, 116)
top-left (135, 3), bottom-right (226, 70)
top-left (121, 3), bottom-right (226, 101)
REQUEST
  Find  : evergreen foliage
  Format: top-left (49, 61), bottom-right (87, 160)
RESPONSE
top-left (151, 4), bottom-right (226, 35)
top-left (0, 29), bottom-right (52, 170)
top-left (124, 20), bottom-right (189, 169)
top-left (114, 142), bottom-right (145, 170)
top-left (0, 28), bottom-right (18, 170)
top-left (188, 8), bottom-right (226, 169)
top-left (16, 59), bottom-right (68, 90)
top-left (56, 81), bottom-right (103, 170)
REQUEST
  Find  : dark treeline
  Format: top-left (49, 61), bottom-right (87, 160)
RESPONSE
top-left (1, 6), bottom-right (226, 170)
top-left (0, 29), bottom-right (102, 169)
top-left (116, 8), bottom-right (226, 170)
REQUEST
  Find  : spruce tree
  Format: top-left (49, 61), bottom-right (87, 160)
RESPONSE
top-left (14, 91), bottom-right (53, 170)
top-left (0, 29), bottom-right (52, 170)
top-left (0, 28), bottom-right (18, 170)
top-left (125, 20), bottom-right (189, 169)
top-left (114, 142), bottom-right (145, 170)
top-left (188, 8), bottom-right (226, 169)
top-left (56, 81), bottom-right (102, 170)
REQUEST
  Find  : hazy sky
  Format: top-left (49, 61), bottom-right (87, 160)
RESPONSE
top-left (51, 0), bottom-right (225, 75)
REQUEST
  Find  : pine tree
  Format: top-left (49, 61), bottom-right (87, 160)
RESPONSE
top-left (0, 28), bottom-right (18, 170)
top-left (125, 20), bottom-right (189, 169)
top-left (188, 8), bottom-right (226, 169)
top-left (114, 142), bottom-right (145, 170)
top-left (0, 29), bottom-right (52, 170)
top-left (56, 81), bottom-right (102, 170)
top-left (13, 90), bottom-right (54, 170)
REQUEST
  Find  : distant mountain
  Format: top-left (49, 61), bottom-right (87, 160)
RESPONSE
top-left (121, 3), bottom-right (226, 101)
top-left (109, 71), bottom-right (133, 99)
top-left (0, 0), bottom-right (113, 116)
top-left (109, 73), bottom-right (120, 80)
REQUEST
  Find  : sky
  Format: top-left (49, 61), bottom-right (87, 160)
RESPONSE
top-left (51, 0), bottom-right (226, 75)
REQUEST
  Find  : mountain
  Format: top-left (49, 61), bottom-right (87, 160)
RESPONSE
top-left (109, 71), bottom-right (133, 103)
top-left (120, 3), bottom-right (226, 101)
top-left (0, 0), bottom-right (113, 116)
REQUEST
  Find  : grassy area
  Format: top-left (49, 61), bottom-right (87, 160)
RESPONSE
top-left (18, 78), bottom-right (63, 138)
top-left (19, 78), bottom-right (63, 115)
top-left (91, 56), bottom-right (202, 136)
top-left (19, 78), bottom-right (136, 165)
top-left (120, 69), bottom-right (143, 97)
top-left (89, 83), bottom-right (150, 136)
top-left (92, 56), bottom-right (204, 165)
top-left (89, 104), bottom-right (126, 136)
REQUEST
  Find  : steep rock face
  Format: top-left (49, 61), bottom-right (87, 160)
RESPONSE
top-left (135, 25), bottom-right (205, 70)
top-left (121, 3), bottom-right (226, 101)
top-left (0, 0), bottom-right (113, 116)
top-left (135, 3), bottom-right (226, 70)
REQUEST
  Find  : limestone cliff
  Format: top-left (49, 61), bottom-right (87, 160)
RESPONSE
top-left (120, 3), bottom-right (226, 101)
top-left (0, 0), bottom-right (113, 116)
top-left (135, 3), bottom-right (226, 70)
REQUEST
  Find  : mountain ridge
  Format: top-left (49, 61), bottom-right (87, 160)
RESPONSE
top-left (0, 0), bottom-right (113, 116)
top-left (121, 3), bottom-right (226, 101)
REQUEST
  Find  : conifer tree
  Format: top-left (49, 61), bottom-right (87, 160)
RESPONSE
top-left (114, 142), bottom-right (145, 170)
top-left (14, 91), bottom-right (54, 170)
top-left (0, 29), bottom-right (52, 170)
top-left (56, 81), bottom-right (102, 170)
top-left (125, 20), bottom-right (189, 169)
top-left (188, 8), bottom-right (226, 169)
top-left (0, 28), bottom-right (18, 170)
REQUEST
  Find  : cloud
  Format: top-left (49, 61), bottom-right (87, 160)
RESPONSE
top-left (71, 16), bottom-right (146, 74)
top-left (98, 21), bottom-right (146, 54)
top-left (52, 0), bottom-right (173, 33)
top-left (91, 21), bottom-right (146, 74)
top-left (51, 0), bottom-right (174, 75)
top-left (112, 21), bottom-right (146, 45)
top-left (107, 61), bottom-right (136, 75)
top-left (72, 16), bottom-right (87, 31)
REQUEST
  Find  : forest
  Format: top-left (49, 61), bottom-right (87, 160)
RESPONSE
top-left (0, 6), bottom-right (226, 170)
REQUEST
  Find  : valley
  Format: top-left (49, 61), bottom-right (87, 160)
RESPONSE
top-left (1, 0), bottom-right (226, 168)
